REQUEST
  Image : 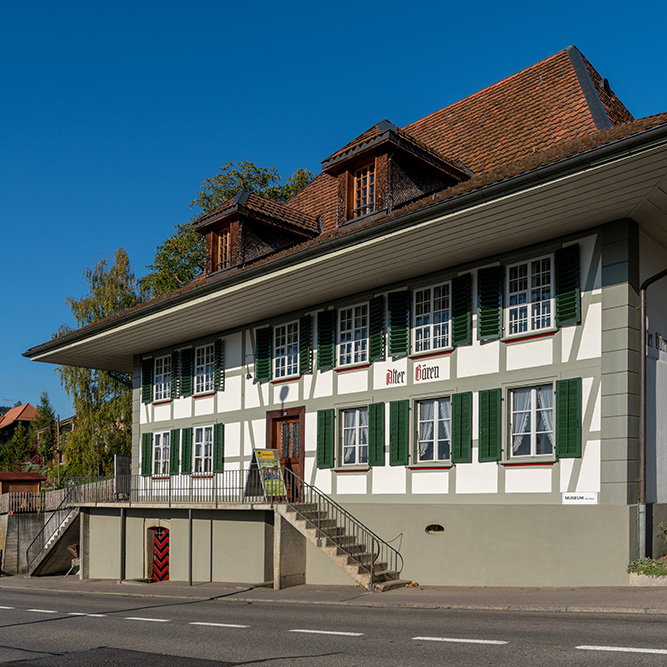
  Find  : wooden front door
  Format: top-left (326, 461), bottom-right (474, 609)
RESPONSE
top-left (266, 407), bottom-right (305, 500)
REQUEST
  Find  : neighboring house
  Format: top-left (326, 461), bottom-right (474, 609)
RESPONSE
top-left (24, 46), bottom-right (667, 587)
top-left (0, 404), bottom-right (37, 445)
top-left (34, 415), bottom-right (75, 467)
top-left (0, 472), bottom-right (46, 495)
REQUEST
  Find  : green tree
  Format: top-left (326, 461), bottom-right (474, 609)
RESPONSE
top-left (31, 391), bottom-right (56, 463)
top-left (1, 421), bottom-right (33, 471)
top-left (142, 162), bottom-right (316, 298)
top-left (57, 248), bottom-right (144, 478)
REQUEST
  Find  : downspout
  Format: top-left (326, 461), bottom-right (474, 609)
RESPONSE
top-left (639, 268), bottom-right (667, 558)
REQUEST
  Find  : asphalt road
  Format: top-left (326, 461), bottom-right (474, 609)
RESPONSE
top-left (2, 589), bottom-right (667, 665)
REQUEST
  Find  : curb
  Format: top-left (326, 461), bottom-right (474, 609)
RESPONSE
top-left (2, 583), bottom-right (667, 615)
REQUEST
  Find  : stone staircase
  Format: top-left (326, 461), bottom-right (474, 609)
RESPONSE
top-left (276, 502), bottom-right (410, 591)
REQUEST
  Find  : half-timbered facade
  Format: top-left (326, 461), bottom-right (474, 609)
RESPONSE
top-left (26, 46), bottom-right (667, 587)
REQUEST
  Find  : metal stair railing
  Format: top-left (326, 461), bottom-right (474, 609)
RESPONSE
top-left (272, 469), bottom-right (403, 591)
top-left (25, 481), bottom-right (81, 575)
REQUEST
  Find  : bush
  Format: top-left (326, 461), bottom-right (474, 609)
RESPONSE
top-left (627, 557), bottom-right (667, 576)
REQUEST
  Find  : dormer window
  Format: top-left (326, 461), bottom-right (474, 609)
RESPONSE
top-left (218, 227), bottom-right (230, 270)
top-left (353, 163), bottom-right (375, 217)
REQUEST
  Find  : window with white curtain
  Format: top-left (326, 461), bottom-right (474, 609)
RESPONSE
top-left (417, 398), bottom-right (451, 462)
top-left (341, 407), bottom-right (368, 465)
top-left (193, 426), bottom-right (213, 474)
top-left (152, 431), bottom-right (170, 476)
top-left (510, 385), bottom-right (554, 457)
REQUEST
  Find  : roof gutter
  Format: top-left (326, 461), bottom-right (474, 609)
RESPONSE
top-left (25, 121), bottom-right (667, 360)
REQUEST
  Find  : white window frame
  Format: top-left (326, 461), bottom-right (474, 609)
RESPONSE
top-left (152, 431), bottom-right (170, 476)
top-left (413, 282), bottom-right (451, 353)
top-left (509, 384), bottom-right (554, 458)
top-left (193, 425), bottom-right (213, 474)
top-left (338, 303), bottom-right (369, 366)
top-left (416, 397), bottom-right (451, 463)
top-left (506, 255), bottom-right (554, 337)
top-left (341, 407), bottom-right (368, 466)
top-left (153, 355), bottom-right (171, 402)
top-left (274, 321), bottom-right (299, 379)
top-left (194, 344), bottom-right (214, 394)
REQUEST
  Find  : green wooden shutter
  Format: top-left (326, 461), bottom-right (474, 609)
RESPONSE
top-left (452, 392), bottom-right (472, 463)
top-left (214, 339), bottom-right (225, 390)
top-left (478, 389), bottom-right (502, 462)
top-left (213, 423), bottom-right (225, 472)
top-left (388, 291), bottom-right (410, 357)
top-left (317, 310), bottom-right (336, 370)
top-left (369, 296), bottom-right (385, 362)
top-left (141, 433), bottom-right (153, 476)
top-left (452, 274), bottom-right (472, 347)
top-left (317, 409), bottom-right (335, 469)
top-left (169, 429), bottom-right (180, 475)
top-left (556, 378), bottom-right (582, 458)
top-left (181, 427), bottom-right (192, 474)
top-left (368, 402), bottom-right (385, 467)
top-left (180, 348), bottom-right (193, 397)
top-left (477, 266), bottom-right (503, 341)
top-left (141, 359), bottom-right (153, 404)
top-left (299, 315), bottom-right (312, 375)
top-left (389, 400), bottom-right (409, 466)
top-left (555, 244), bottom-right (581, 327)
top-left (255, 326), bottom-right (272, 382)
top-left (170, 351), bottom-right (179, 398)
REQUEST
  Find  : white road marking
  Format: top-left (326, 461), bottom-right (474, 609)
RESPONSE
top-left (290, 629), bottom-right (364, 637)
top-left (413, 636), bottom-right (508, 645)
top-left (125, 617), bottom-right (170, 622)
top-left (26, 609), bottom-right (57, 614)
top-left (68, 612), bottom-right (106, 617)
top-left (0, 606), bottom-right (15, 610)
top-left (577, 645), bottom-right (667, 655)
top-left (190, 622), bottom-right (249, 628)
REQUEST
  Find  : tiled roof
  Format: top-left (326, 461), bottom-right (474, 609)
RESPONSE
top-left (23, 47), bottom-right (664, 362)
top-left (287, 46), bottom-right (633, 226)
top-left (0, 472), bottom-right (46, 482)
top-left (0, 404), bottom-right (38, 429)
top-left (195, 191), bottom-right (319, 236)
top-left (322, 119), bottom-right (469, 181)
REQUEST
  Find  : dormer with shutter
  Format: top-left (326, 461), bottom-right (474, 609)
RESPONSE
top-left (321, 120), bottom-right (470, 226)
top-left (193, 191), bottom-right (319, 276)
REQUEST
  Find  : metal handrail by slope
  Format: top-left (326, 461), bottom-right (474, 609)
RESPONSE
top-left (25, 483), bottom-right (79, 575)
top-left (273, 469), bottom-right (403, 589)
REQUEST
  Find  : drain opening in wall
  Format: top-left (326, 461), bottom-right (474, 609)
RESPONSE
top-left (425, 524), bottom-right (444, 534)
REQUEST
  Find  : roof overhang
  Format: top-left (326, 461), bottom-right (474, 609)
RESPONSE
top-left (25, 124), bottom-right (667, 373)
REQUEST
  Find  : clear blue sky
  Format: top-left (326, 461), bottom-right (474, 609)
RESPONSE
top-left (2, 1), bottom-right (666, 419)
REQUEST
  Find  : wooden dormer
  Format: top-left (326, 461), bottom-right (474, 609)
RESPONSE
top-left (321, 120), bottom-right (470, 226)
top-left (193, 191), bottom-right (319, 276)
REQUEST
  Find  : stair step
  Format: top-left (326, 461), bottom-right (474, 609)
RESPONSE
top-left (373, 579), bottom-right (412, 592)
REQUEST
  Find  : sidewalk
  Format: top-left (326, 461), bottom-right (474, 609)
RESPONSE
top-left (3, 575), bottom-right (667, 615)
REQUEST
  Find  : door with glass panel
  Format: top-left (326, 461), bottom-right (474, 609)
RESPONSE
top-left (266, 407), bottom-right (305, 500)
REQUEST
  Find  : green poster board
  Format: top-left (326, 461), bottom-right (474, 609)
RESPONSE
top-left (253, 449), bottom-right (287, 497)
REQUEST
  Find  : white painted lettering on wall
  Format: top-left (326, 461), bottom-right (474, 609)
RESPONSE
top-left (386, 369), bottom-right (406, 386)
top-left (415, 363), bottom-right (440, 383)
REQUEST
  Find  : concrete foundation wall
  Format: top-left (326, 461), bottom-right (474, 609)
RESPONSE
top-left (305, 502), bottom-right (636, 587)
top-left (0, 513), bottom-right (49, 574)
top-left (86, 508), bottom-right (273, 584)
